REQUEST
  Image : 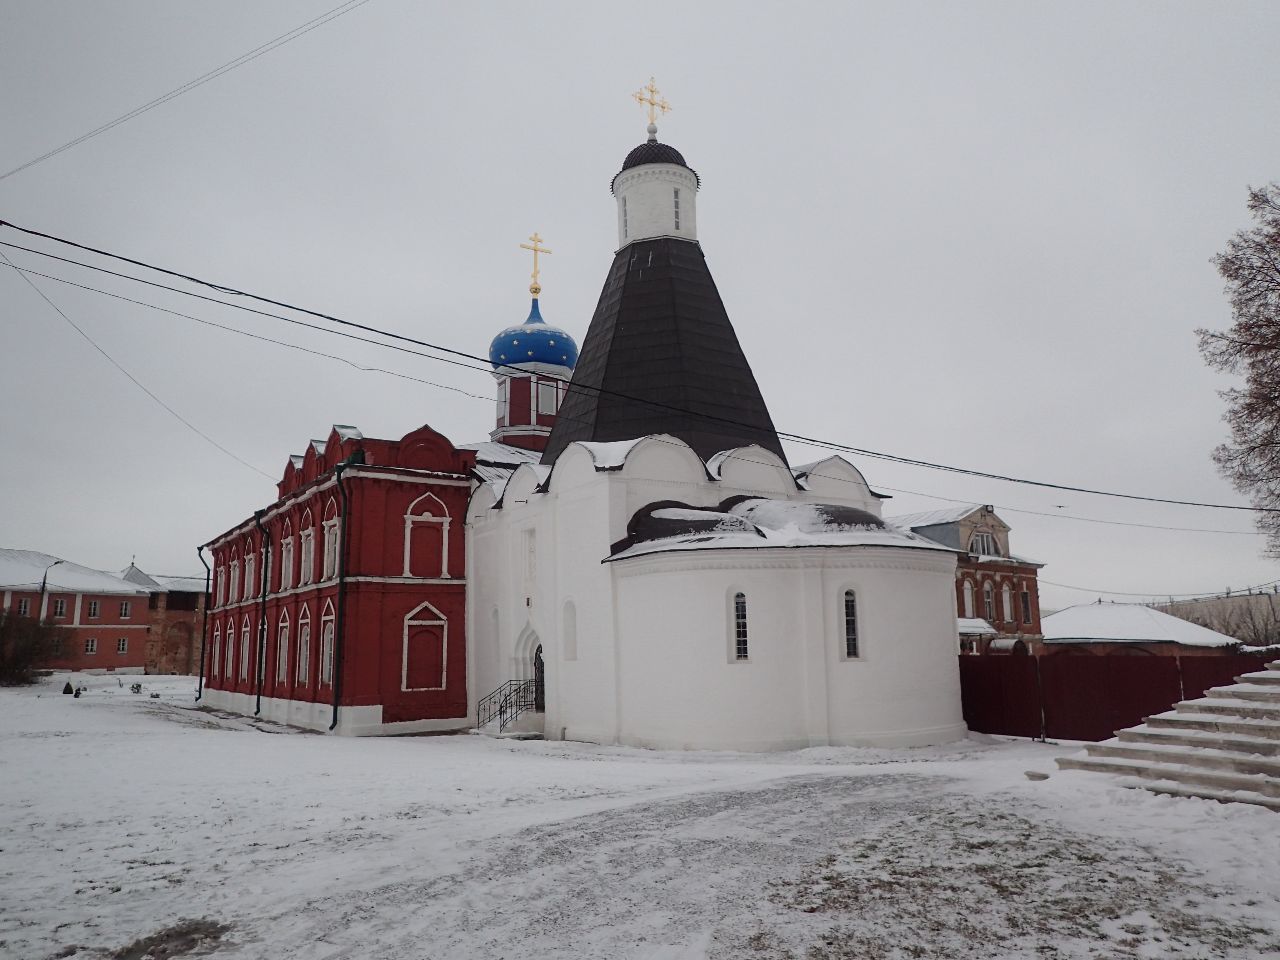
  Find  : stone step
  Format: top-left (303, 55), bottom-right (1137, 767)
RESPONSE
top-left (1177, 698), bottom-right (1280, 722)
top-left (1084, 740), bottom-right (1280, 778)
top-left (1207, 684), bottom-right (1280, 703)
top-left (1237, 670), bottom-right (1280, 686)
top-left (1057, 753), bottom-right (1280, 799)
top-left (1118, 726), bottom-right (1280, 757)
top-left (1120, 777), bottom-right (1280, 813)
top-left (1145, 712), bottom-right (1280, 739)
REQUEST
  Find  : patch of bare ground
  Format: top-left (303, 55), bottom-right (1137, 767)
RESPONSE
top-left (107, 919), bottom-right (230, 960)
top-left (753, 808), bottom-right (1280, 960)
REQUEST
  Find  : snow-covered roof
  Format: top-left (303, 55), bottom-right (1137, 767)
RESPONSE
top-left (609, 498), bottom-right (955, 562)
top-left (577, 439), bottom-right (648, 470)
top-left (1041, 604), bottom-right (1237, 648)
top-left (310, 440), bottom-right (327, 455)
top-left (0, 549), bottom-right (149, 596)
top-left (289, 455), bottom-right (305, 469)
top-left (958, 618), bottom-right (996, 636)
top-left (332, 424), bottom-right (363, 441)
top-left (119, 564), bottom-right (161, 589)
top-left (153, 575), bottom-right (207, 593)
top-left (886, 504), bottom-right (983, 530)
top-left (457, 441), bottom-right (542, 466)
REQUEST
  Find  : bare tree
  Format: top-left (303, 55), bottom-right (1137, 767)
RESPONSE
top-left (1198, 184), bottom-right (1280, 554)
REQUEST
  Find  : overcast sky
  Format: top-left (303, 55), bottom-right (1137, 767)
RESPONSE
top-left (2, 0), bottom-right (1278, 610)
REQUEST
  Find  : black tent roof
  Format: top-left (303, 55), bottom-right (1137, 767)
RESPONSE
top-left (541, 237), bottom-right (787, 467)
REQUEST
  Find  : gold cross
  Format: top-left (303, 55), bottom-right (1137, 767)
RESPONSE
top-left (633, 76), bottom-right (671, 126)
top-left (519, 232), bottom-right (551, 296)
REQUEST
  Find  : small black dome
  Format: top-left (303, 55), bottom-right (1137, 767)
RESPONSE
top-left (611, 141), bottom-right (700, 193)
top-left (621, 140), bottom-right (689, 171)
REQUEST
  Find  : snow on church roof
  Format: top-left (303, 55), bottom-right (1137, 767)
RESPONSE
top-left (0, 549), bottom-right (149, 595)
top-left (609, 498), bottom-right (954, 562)
top-left (1041, 603), bottom-right (1237, 648)
top-left (886, 504), bottom-right (984, 530)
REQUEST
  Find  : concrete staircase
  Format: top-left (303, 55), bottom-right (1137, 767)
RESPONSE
top-left (1056, 660), bottom-right (1280, 812)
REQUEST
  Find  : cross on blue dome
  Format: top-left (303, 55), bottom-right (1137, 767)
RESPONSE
top-left (488, 298), bottom-right (579, 371)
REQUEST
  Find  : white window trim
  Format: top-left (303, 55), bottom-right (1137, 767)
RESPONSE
top-left (729, 590), bottom-right (749, 662)
top-left (239, 618), bottom-right (251, 680)
top-left (402, 599), bottom-right (448, 692)
top-left (297, 608), bottom-right (313, 687)
top-left (212, 626), bottom-right (221, 678)
top-left (276, 610), bottom-right (290, 685)
top-left (319, 617), bottom-right (335, 686)
top-left (403, 492), bottom-right (451, 579)
top-left (840, 588), bottom-right (862, 661)
top-left (116, 637), bottom-right (128, 654)
top-left (120, 600), bottom-right (132, 620)
top-left (85, 637), bottom-right (98, 655)
top-left (299, 528), bottom-right (316, 586)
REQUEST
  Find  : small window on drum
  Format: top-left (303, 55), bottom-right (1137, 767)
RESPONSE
top-left (843, 590), bottom-right (859, 658)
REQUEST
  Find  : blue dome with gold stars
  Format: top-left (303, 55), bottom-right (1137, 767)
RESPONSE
top-left (489, 299), bottom-right (578, 371)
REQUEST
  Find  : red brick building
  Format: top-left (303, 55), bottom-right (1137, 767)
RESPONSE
top-left (1, 549), bottom-right (151, 672)
top-left (887, 505), bottom-right (1044, 653)
top-left (199, 424), bottom-right (484, 735)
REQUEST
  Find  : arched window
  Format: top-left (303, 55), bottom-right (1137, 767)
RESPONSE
top-left (843, 590), bottom-right (859, 659)
top-left (1002, 584), bottom-right (1014, 625)
top-left (215, 564), bottom-right (225, 607)
top-left (229, 554), bottom-right (240, 605)
top-left (297, 604), bottom-right (312, 686)
top-left (673, 187), bottom-right (681, 230)
top-left (733, 592), bottom-right (749, 661)
top-left (962, 580), bottom-right (975, 619)
top-left (299, 509), bottom-right (316, 585)
top-left (562, 600), bottom-right (578, 662)
top-left (276, 609), bottom-right (290, 684)
top-left (403, 492), bottom-right (451, 579)
top-left (319, 601), bottom-right (335, 685)
top-left (322, 498), bottom-right (341, 580)
top-left (244, 544), bottom-right (256, 600)
top-left (280, 520), bottom-right (295, 591)
top-left (224, 617), bottom-right (235, 677)
top-left (970, 532), bottom-right (998, 557)
top-left (239, 616), bottom-right (252, 680)
top-left (983, 583), bottom-right (995, 621)
top-left (211, 624), bottom-right (221, 679)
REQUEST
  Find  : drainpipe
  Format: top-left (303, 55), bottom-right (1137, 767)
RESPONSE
top-left (330, 450), bottom-right (363, 731)
top-left (195, 545), bottom-right (211, 701)
top-left (253, 509), bottom-right (270, 716)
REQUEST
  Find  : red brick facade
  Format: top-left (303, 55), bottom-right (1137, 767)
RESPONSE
top-left (201, 424), bottom-right (475, 732)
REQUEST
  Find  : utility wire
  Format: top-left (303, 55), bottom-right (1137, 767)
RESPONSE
top-left (1039, 576), bottom-right (1280, 601)
top-left (0, 218), bottom-right (1271, 513)
top-left (0, 0), bottom-right (375, 182)
top-left (0, 250), bottom-right (275, 479)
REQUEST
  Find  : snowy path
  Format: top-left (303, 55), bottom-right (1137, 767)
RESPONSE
top-left (3, 675), bottom-right (1280, 959)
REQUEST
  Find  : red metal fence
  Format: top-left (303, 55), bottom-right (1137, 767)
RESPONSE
top-left (958, 654), bottom-right (1273, 741)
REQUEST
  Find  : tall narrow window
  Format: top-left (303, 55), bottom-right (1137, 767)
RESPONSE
top-left (280, 525), bottom-right (295, 591)
top-left (733, 592), bottom-right (749, 660)
top-left (240, 618), bottom-right (251, 680)
top-left (229, 560), bottom-right (240, 603)
top-left (120, 601), bottom-right (131, 619)
top-left (276, 611), bottom-right (290, 684)
top-left (53, 598), bottom-right (66, 618)
top-left (843, 590), bottom-right (859, 658)
top-left (244, 552), bottom-right (256, 599)
top-left (962, 580), bottom-right (975, 619)
top-left (300, 513), bottom-right (315, 586)
top-left (983, 584), bottom-right (994, 621)
top-left (88, 600), bottom-right (99, 618)
top-left (297, 607), bottom-right (312, 686)
top-left (116, 638), bottom-right (128, 654)
top-left (622, 196), bottom-right (628, 238)
top-left (673, 188), bottom-right (680, 230)
top-left (1021, 590), bottom-right (1032, 625)
top-left (537, 380), bottom-right (558, 415)
top-left (224, 618), bottom-right (235, 677)
top-left (211, 625), bottom-right (221, 678)
top-left (320, 618), bottom-right (335, 685)
top-left (84, 638), bottom-right (97, 655)
top-left (1002, 584), bottom-right (1014, 625)
top-left (17, 598), bottom-right (29, 617)
top-left (322, 500), bottom-right (340, 581)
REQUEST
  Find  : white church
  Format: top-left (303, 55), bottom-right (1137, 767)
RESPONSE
top-left (463, 92), bottom-right (965, 750)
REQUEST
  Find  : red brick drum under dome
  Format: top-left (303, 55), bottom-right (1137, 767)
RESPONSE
top-left (199, 424), bottom-right (476, 735)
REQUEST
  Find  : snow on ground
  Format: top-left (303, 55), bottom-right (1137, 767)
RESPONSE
top-left (3, 675), bottom-right (1280, 960)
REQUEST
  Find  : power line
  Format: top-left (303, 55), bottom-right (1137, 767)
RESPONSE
top-left (0, 218), bottom-right (1272, 514)
top-left (0, 259), bottom-right (492, 402)
top-left (1039, 576), bottom-right (1280, 601)
top-left (0, 0), bottom-right (375, 182)
top-left (0, 250), bottom-right (275, 480)
top-left (2, 244), bottom-right (1269, 547)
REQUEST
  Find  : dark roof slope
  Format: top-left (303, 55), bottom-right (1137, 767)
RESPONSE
top-left (541, 237), bottom-right (786, 466)
top-left (611, 141), bottom-right (700, 192)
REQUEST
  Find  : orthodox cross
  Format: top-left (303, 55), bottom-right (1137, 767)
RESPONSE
top-left (632, 76), bottom-right (671, 126)
top-left (520, 232), bottom-right (551, 296)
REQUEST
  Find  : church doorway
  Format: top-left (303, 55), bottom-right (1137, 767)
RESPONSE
top-left (533, 645), bottom-right (545, 712)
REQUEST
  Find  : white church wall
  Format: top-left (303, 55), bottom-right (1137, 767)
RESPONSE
top-left (614, 163), bottom-right (699, 247)
top-left (796, 457), bottom-right (882, 516)
top-left (608, 547), bottom-right (965, 750)
top-left (709, 446), bottom-right (797, 498)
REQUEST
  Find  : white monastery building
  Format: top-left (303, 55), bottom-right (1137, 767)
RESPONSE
top-left (201, 83), bottom-right (967, 749)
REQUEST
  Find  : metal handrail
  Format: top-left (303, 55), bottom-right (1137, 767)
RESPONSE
top-left (477, 678), bottom-right (539, 731)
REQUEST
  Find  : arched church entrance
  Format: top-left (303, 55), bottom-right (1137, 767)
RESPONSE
top-left (533, 645), bottom-right (545, 712)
